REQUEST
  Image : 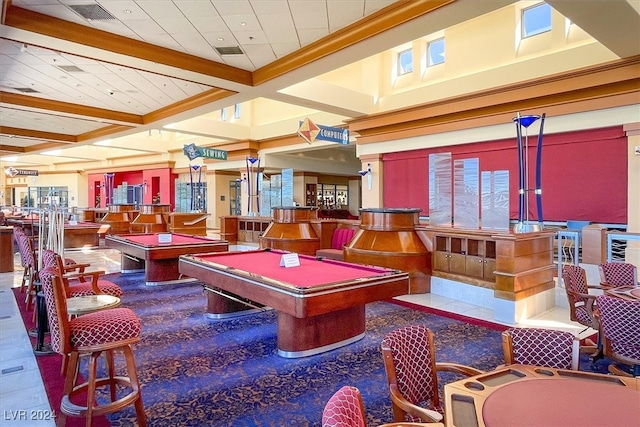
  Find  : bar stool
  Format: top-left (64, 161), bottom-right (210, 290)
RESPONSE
top-left (39, 266), bottom-right (146, 427)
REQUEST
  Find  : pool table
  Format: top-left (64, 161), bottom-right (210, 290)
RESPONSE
top-left (178, 249), bottom-right (410, 358)
top-left (105, 233), bottom-right (228, 286)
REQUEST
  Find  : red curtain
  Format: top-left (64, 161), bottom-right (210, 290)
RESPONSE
top-left (383, 126), bottom-right (627, 224)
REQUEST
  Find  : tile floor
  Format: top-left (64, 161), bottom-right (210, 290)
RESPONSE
top-left (0, 242), bottom-right (594, 426)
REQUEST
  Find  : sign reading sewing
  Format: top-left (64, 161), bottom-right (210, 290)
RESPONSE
top-left (297, 118), bottom-right (349, 145)
top-left (183, 144), bottom-right (227, 161)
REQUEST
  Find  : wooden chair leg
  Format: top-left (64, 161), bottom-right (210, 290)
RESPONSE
top-left (123, 345), bottom-right (147, 427)
top-left (58, 351), bottom-right (80, 427)
top-left (85, 352), bottom-right (100, 427)
top-left (105, 349), bottom-right (117, 402)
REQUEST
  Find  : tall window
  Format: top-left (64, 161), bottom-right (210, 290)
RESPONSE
top-left (397, 48), bottom-right (413, 75)
top-left (522, 3), bottom-right (551, 38)
top-left (427, 38), bottom-right (445, 66)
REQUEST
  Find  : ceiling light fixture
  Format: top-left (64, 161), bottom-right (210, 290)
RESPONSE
top-left (20, 43), bottom-right (27, 52)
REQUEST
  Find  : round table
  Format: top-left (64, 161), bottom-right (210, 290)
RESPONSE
top-left (67, 294), bottom-right (121, 316)
top-left (482, 376), bottom-right (640, 426)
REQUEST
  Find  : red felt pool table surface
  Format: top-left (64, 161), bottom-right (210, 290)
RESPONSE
top-left (190, 249), bottom-right (391, 289)
top-left (105, 233), bottom-right (228, 285)
top-left (178, 249), bottom-right (410, 358)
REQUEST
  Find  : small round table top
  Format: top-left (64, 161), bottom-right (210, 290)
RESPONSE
top-left (67, 294), bottom-right (121, 316)
top-left (482, 377), bottom-right (640, 426)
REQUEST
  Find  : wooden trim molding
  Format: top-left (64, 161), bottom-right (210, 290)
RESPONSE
top-left (349, 56), bottom-right (640, 144)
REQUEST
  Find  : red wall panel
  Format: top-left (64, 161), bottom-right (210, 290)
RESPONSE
top-left (383, 126), bottom-right (627, 224)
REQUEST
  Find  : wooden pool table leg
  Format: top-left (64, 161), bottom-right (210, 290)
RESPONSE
top-left (276, 306), bottom-right (366, 358)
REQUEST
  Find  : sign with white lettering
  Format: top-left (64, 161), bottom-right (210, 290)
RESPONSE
top-left (4, 167), bottom-right (39, 177)
top-left (298, 118), bottom-right (349, 145)
top-left (183, 144), bottom-right (227, 161)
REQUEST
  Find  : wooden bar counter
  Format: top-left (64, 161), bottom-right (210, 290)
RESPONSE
top-left (163, 212), bottom-right (209, 236)
top-left (100, 204), bottom-right (138, 235)
top-left (259, 206), bottom-right (320, 256)
top-left (344, 208), bottom-right (431, 293)
top-left (0, 226), bottom-right (14, 272)
top-left (130, 204), bottom-right (170, 233)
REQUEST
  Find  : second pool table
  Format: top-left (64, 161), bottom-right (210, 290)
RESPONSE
top-left (178, 249), bottom-right (410, 358)
top-left (105, 233), bottom-right (228, 286)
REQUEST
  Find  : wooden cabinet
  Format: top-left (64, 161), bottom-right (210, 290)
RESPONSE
top-left (238, 217), bottom-right (271, 243)
top-left (426, 226), bottom-right (555, 301)
top-left (433, 233), bottom-right (496, 284)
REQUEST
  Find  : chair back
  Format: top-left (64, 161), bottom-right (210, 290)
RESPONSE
top-left (39, 266), bottom-right (71, 356)
top-left (381, 325), bottom-right (439, 420)
top-left (322, 386), bottom-right (366, 427)
top-left (42, 249), bottom-right (57, 268)
top-left (562, 264), bottom-right (597, 328)
top-left (596, 295), bottom-right (640, 366)
top-left (599, 262), bottom-right (638, 288)
top-left (502, 327), bottom-right (579, 370)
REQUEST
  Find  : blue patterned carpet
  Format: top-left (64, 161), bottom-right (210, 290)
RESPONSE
top-left (93, 273), bottom-right (612, 427)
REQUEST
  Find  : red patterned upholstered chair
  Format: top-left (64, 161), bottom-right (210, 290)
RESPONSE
top-left (502, 327), bottom-right (579, 370)
top-left (598, 262), bottom-right (638, 288)
top-left (39, 266), bottom-right (146, 427)
top-left (561, 264), bottom-right (602, 358)
top-left (43, 251), bottom-right (123, 298)
top-left (322, 385), bottom-right (367, 427)
top-left (16, 231), bottom-right (38, 310)
top-left (596, 295), bottom-right (640, 377)
top-left (380, 325), bottom-right (484, 424)
top-left (316, 227), bottom-right (356, 261)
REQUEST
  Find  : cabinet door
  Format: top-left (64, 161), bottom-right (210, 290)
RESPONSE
top-left (483, 258), bottom-right (496, 281)
top-left (465, 255), bottom-right (485, 278)
top-left (449, 253), bottom-right (467, 275)
top-left (434, 252), bottom-right (451, 272)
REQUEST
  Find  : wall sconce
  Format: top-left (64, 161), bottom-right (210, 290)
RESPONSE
top-left (358, 163), bottom-right (372, 191)
top-left (143, 180), bottom-right (148, 194)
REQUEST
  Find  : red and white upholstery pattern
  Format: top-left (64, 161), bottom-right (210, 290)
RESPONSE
top-left (596, 295), bottom-right (640, 363)
top-left (69, 308), bottom-right (141, 349)
top-left (322, 386), bottom-right (366, 427)
top-left (39, 267), bottom-right (64, 353)
top-left (381, 325), bottom-right (441, 421)
top-left (67, 281), bottom-right (123, 298)
top-left (504, 327), bottom-right (577, 370)
top-left (599, 262), bottom-right (638, 288)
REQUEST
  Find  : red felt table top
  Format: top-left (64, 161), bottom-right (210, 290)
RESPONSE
top-left (482, 378), bottom-right (640, 427)
top-left (192, 250), bottom-right (395, 288)
top-left (119, 233), bottom-right (216, 246)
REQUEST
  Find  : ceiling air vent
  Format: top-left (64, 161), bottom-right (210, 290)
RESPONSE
top-left (215, 46), bottom-right (244, 55)
top-left (14, 87), bottom-right (40, 93)
top-left (56, 65), bottom-right (85, 73)
top-left (68, 4), bottom-right (117, 21)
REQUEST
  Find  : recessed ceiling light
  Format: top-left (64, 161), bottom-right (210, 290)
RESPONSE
top-left (240, 22), bottom-right (246, 26)
top-left (217, 37), bottom-right (224, 41)
top-left (124, 9), bottom-right (131, 14)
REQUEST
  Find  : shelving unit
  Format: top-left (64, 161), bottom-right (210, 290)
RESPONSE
top-left (317, 184), bottom-right (348, 208)
top-left (305, 184), bottom-right (317, 207)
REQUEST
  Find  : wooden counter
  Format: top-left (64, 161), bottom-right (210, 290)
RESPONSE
top-left (130, 204), bottom-right (170, 233)
top-left (259, 207), bottom-right (320, 256)
top-left (344, 208), bottom-right (431, 293)
top-left (100, 204), bottom-right (138, 234)
top-left (421, 226), bottom-right (555, 301)
top-left (0, 226), bottom-right (14, 272)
